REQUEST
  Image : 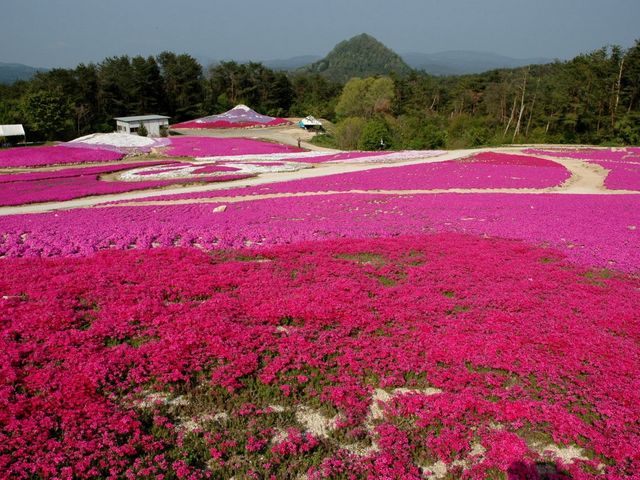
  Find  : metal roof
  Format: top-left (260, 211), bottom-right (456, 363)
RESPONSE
top-left (300, 116), bottom-right (322, 126)
top-left (0, 124), bottom-right (25, 136)
top-left (114, 115), bottom-right (170, 122)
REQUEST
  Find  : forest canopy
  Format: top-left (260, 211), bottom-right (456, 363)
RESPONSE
top-left (1, 40), bottom-right (639, 149)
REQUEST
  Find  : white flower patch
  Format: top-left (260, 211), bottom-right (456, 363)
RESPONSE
top-left (71, 132), bottom-right (168, 149)
top-left (225, 161), bottom-right (310, 174)
top-left (117, 161), bottom-right (310, 182)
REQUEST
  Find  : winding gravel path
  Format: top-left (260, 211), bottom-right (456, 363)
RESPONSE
top-left (0, 144), bottom-right (636, 217)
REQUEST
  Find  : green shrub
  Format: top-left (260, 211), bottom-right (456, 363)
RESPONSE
top-left (357, 118), bottom-right (392, 150)
top-left (334, 117), bottom-right (366, 150)
top-left (310, 133), bottom-right (337, 149)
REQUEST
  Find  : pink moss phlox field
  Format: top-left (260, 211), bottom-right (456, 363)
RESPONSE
top-left (526, 148), bottom-right (640, 190)
top-left (1, 234), bottom-right (639, 478)
top-left (137, 152), bottom-right (571, 203)
top-left (171, 105), bottom-right (290, 129)
top-left (0, 165), bottom-right (173, 184)
top-left (257, 151), bottom-right (571, 191)
top-left (272, 150), bottom-right (444, 165)
top-left (466, 152), bottom-right (564, 168)
top-left (191, 164), bottom-right (241, 174)
top-left (1, 193), bottom-right (638, 272)
top-left (289, 151), bottom-right (390, 164)
top-left (524, 148), bottom-right (631, 162)
top-left (172, 118), bottom-right (290, 129)
top-left (165, 136), bottom-right (303, 158)
top-left (132, 164), bottom-right (241, 176)
top-left (0, 162), bottom-right (253, 207)
top-left (0, 145), bottom-right (124, 168)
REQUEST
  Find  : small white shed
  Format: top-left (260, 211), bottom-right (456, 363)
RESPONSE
top-left (114, 115), bottom-right (170, 137)
top-left (0, 124), bottom-right (26, 144)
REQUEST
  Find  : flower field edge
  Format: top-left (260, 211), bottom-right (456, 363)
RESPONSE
top-left (1, 232), bottom-right (639, 479)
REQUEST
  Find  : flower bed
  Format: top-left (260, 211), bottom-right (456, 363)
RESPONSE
top-left (165, 136), bottom-right (303, 158)
top-left (524, 148), bottom-right (631, 162)
top-left (284, 150), bottom-right (446, 164)
top-left (525, 148), bottom-right (640, 190)
top-left (1, 193), bottom-right (638, 272)
top-left (171, 104), bottom-right (290, 129)
top-left (172, 118), bottom-right (290, 129)
top-left (0, 145), bottom-right (124, 168)
top-left (119, 161), bottom-right (307, 182)
top-left (0, 163), bottom-right (253, 207)
top-left (249, 152), bottom-right (569, 192)
top-left (1, 234), bottom-right (638, 478)
top-left (135, 152), bottom-right (570, 203)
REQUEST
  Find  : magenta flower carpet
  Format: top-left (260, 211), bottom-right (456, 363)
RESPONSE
top-left (0, 145), bottom-right (124, 168)
top-left (0, 143), bottom-right (639, 479)
top-left (172, 105), bottom-right (290, 129)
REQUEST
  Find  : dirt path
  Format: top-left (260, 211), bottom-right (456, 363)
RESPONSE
top-left (0, 146), bottom-right (636, 216)
top-left (537, 155), bottom-right (610, 193)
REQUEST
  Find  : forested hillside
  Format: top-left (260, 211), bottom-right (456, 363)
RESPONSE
top-left (301, 33), bottom-right (413, 82)
top-left (1, 40), bottom-right (638, 148)
top-left (0, 62), bottom-right (45, 84)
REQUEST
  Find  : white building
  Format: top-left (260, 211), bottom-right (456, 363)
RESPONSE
top-left (114, 115), bottom-right (170, 137)
top-left (0, 124), bottom-right (26, 144)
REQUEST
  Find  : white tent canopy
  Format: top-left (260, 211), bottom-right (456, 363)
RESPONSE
top-left (0, 124), bottom-right (25, 137)
top-left (299, 116), bottom-right (323, 127)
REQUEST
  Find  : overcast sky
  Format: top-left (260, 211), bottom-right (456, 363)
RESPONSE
top-left (2, 0), bottom-right (639, 68)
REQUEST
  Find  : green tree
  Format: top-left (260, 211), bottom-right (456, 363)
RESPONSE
top-left (205, 62), bottom-right (293, 116)
top-left (358, 118), bottom-right (392, 150)
top-left (137, 123), bottom-right (148, 137)
top-left (335, 77), bottom-right (395, 118)
top-left (98, 56), bottom-right (135, 119)
top-left (334, 117), bottom-right (366, 149)
top-left (0, 82), bottom-right (27, 126)
top-left (131, 56), bottom-right (165, 114)
top-left (157, 52), bottom-right (204, 121)
top-left (391, 114), bottom-right (446, 149)
top-left (21, 90), bottom-right (73, 141)
top-left (73, 63), bottom-right (100, 135)
top-left (289, 73), bottom-right (341, 120)
top-left (621, 40), bottom-right (640, 113)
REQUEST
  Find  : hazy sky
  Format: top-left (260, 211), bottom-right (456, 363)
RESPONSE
top-left (2, 0), bottom-right (639, 68)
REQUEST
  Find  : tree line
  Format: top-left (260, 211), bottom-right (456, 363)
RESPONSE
top-left (0, 53), bottom-right (341, 141)
top-left (0, 41), bottom-right (639, 148)
top-left (327, 42), bottom-right (640, 150)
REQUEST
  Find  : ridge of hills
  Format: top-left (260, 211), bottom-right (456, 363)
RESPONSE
top-left (0, 62), bottom-right (47, 84)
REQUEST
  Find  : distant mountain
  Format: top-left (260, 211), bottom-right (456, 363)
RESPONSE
top-left (301, 33), bottom-right (413, 82)
top-left (402, 51), bottom-right (554, 76)
top-left (0, 62), bottom-right (46, 84)
top-left (263, 55), bottom-right (322, 71)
